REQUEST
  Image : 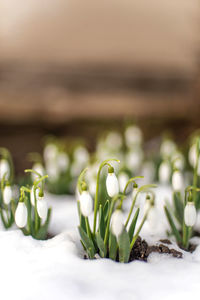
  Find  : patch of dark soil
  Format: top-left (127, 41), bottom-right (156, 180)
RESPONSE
top-left (159, 239), bottom-right (172, 245)
top-left (179, 243), bottom-right (197, 253)
top-left (46, 232), bottom-right (55, 240)
top-left (128, 237), bottom-right (182, 262)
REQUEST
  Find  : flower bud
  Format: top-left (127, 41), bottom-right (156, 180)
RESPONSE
top-left (80, 191), bottom-right (93, 217)
top-left (106, 170), bottom-right (119, 197)
top-left (37, 197), bottom-right (48, 220)
top-left (111, 210), bottom-right (124, 237)
top-left (184, 202), bottom-right (196, 227)
top-left (158, 161), bottom-right (171, 184)
top-left (15, 202), bottom-right (27, 228)
top-left (0, 159), bottom-right (10, 180)
top-left (172, 171), bottom-right (184, 191)
top-left (3, 185), bottom-right (12, 205)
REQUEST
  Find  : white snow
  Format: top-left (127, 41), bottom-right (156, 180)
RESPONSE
top-left (1, 186), bottom-right (200, 300)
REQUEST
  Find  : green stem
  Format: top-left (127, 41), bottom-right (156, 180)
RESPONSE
top-left (34, 187), bottom-right (39, 233)
top-left (93, 159), bottom-right (120, 234)
top-left (125, 191), bottom-right (139, 227)
top-left (85, 217), bottom-right (92, 240)
top-left (104, 197), bottom-right (117, 246)
top-left (130, 211), bottom-right (148, 250)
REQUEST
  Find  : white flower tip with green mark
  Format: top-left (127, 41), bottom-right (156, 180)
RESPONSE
top-left (3, 185), bottom-right (12, 205)
top-left (106, 172), bottom-right (119, 197)
top-left (37, 197), bottom-right (48, 220)
top-left (80, 191), bottom-right (93, 217)
top-left (111, 210), bottom-right (124, 237)
top-left (172, 171), bottom-right (184, 191)
top-left (15, 202), bottom-right (27, 228)
top-left (184, 202), bottom-right (196, 227)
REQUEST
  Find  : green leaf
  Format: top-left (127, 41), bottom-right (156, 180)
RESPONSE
top-left (96, 231), bottom-right (107, 257)
top-left (128, 208), bottom-right (139, 241)
top-left (103, 200), bottom-right (110, 223)
top-left (173, 192), bottom-right (184, 225)
top-left (98, 205), bottom-right (105, 238)
top-left (78, 226), bottom-right (95, 259)
top-left (139, 184), bottom-right (157, 193)
top-left (118, 228), bottom-right (130, 263)
top-left (109, 231), bottom-right (118, 261)
top-left (164, 206), bottom-right (182, 244)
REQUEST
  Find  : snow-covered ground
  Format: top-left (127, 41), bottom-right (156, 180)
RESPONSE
top-left (1, 186), bottom-right (200, 300)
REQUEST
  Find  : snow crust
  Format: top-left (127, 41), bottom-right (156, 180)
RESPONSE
top-left (1, 186), bottom-right (200, 300)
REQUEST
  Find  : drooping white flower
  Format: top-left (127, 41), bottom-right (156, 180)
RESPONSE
top-left (172, 171), bottom-right (184, 191)
top-left (15, 202), bottom-right (27, 228)
top-left (188, 143), bottom-right (196, 168)
top-left (37, 197), bottom-right (48, 220)
top-left (30, 187), bottom-right (40, 206)
top-left (46, 160), bottom-right (58, 181)
top-left (3, 185), bottom-right (12, 205)
top-left (184, 202), bottom-right (196, 227)
top-left (118, 172), bottom-right (129, 192)
top-left (44, 143), bottom-right (58, 162)
top-left (106, 132), bottom-right (123, 150)
top-left (160, 139), bottom-right (176, 158)
top-left (111, 210), bottom-right (124, 237)
top-left (89, 178), bottom-right (96, 196)
top-left (79, 191), bottom-right (93, 217)
top-left (57, 152), bottom-right (69, 173)
top-left (172, 152), bottom-right (185, 171)
top-left (158, 161), bottom-right (171, 184)
top-left (0, 159), bottom-right (10, 180)
top-left (74, 146), bottom-right (89, 165)
top-left (125, 150), bottom-right (143, 171)
top-left (125, 126), bottom-right (143, 147)
top-left (106, 172), bottom-right (119, 197)
top-left (32, 163), bottom-right (45, 181)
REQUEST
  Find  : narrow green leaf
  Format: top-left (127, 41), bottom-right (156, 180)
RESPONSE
top-left (103, 200), bottom-right (110, 222)
top-left (96, 231), bottom-right (107, 257)
top-left (128, 208), bottom-right (140, 241)
top-left (164, 206), bottom-right (182, 244)
top-left (98, 205), bottom-right (105, 238)
top-left (173, 192), bottom-right (184, 225)
top-left (118, 228), bottom-right (130, 263)
top-left (109, 231), bottom-right (118, 261)
top-left (78, 226), bottom-right (95, 258)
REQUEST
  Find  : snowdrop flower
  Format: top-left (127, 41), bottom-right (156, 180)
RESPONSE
top-left (172, 171), bottom-right (184, 191)
top-left (184, 202), bottom-right (196, 227)
top-left (89, 178), bottom-right (96, 196)
top-left (158, 161), bottom-right (171, 184)
top-left (144, 194), bottom-right (153, 214)
top-left (125, 126), bottom-right (143, 147)
top-left (118, 172), bottom-right (129, 192)
top-left (79, 191), bottom-right (93, 217)
top-left (106, 132), bottom-right (122, 150)
top-left (3, 185), bottom-right (12, 205)
top-left (32, 163), bottom-right (45, 181)
top-left (15, 202), bottom-right (27, 228)
top-left (30, 187), bottom-right (40, 206)
top-left (188, 143), bottom-right (196, 168)
top-left (160, 139), bottom-right (176, 158)
top-left (46, 160), bottom-right (58, 181)
top-left (44, 143), bottom-right (58, 162)
top-left (57, 152), bottom-right (69, 173)
top-left (106, 168), bottom-right (119, 197)
top-left (111, 210), bottom-right (124, 237)
top-left (74, 146), bottom-right (89, 165)
top-left (37, 196), bottom-right (48, 220)
top-left (0, 159), bottom-right (10, 180)
top-left (125, 150), bottom-right (143, 171)
top-left (172, 152), bottom-right (185, 171)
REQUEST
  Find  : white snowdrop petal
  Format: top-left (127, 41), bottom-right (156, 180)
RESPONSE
top-left (111, 210), bottom-right (124, 237)
top-left (125, 126), bottom-right (143, 147)
top-left (44, 144), bottom-right (58, 162)
top-left (80, 191), bottom-right (93, 217)
top-left (37, 197), bottom-right (48, 220)
top-left (188, 144), bottom-right (197, 168)
top-left (106, 132), bottom-right (123, 150)
top-left (126, 151), bottom-right (143, 171)
top-left (15, 202), bottom-right (27, 228)
top-left (118, 173), bottom-right (129, 192)
top-left (158, 161), bottom-right (171, 184)
top-left (57, 153), bottom-right (69, 172)
top-left (0, 159), bottom-right (10, 180)
top-left (160, 140), bottom-right (176, 158)
top-left (106, 173), bottom-right (119, 197)
top-left (172, 171), bottom-right (184, 191)
top-left (3, 185), bottom-right (12, 205)
top-left (184, 202), bottom-right (196, 227)
top-left (30, 187), bottom-right (40, 206)
top-left (74, 146), bottom-right (89, 165)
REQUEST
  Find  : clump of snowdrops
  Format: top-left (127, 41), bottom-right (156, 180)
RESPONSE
top-left (165, 137), bottom-right (200, 250)
top-left (77, 159), bottom-right (156, 263)
top-left (14, 169), bottom-right (51, 239)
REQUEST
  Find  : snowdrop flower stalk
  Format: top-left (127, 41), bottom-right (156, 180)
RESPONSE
top-left (16, 169), bottom-right (51, 240)
top-left (77, 161), bottom-right (156, 262)
top-left (165, 185), bottom-right (200, 250)
top-left (0, 175), bottom-right (15, 229)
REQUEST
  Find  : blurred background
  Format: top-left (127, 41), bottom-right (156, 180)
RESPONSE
top-left (0, 0), bottom-right (200, 175)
